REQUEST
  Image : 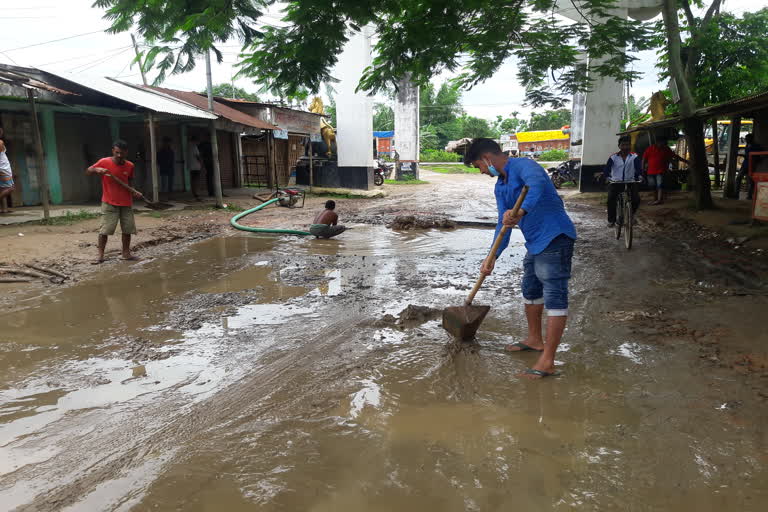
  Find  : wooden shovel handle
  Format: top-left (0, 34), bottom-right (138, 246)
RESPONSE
top-left (465, 185), bottom-right (529, 306)
top-left (105, 173), bottom-right (146, 200)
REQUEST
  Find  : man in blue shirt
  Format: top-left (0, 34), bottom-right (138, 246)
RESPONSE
top-left (464, 138), bottom-right (577, 379)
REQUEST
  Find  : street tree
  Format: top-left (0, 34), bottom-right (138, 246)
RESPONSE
top-left (373, 103), bottom-right (394, 131)
top-left (494, 113), bottom-right (528, 136)
top-left (201, 83), bottom-right (259, 102)
top-left (527, 109), bottom-right (572, 131)
top-left (459, 115), bottom-right (494, 139)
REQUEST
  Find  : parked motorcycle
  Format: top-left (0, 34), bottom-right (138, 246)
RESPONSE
top-left (374, 159), bottom-right (393, 186)
top-left (547, 161), bottom-right (577, 189)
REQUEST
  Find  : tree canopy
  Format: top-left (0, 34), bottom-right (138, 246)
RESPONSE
top-left (96, 0), bottom-right (653, 107)
top-left (527, 109), bottom-right (572, 132)
top-left (373, 103), bottom-right (394, 131)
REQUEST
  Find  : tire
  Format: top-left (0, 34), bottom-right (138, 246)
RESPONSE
top-left (624, 199), bottom-right (633, 250)
top-left (614, 195), bottom-right (623, 240)
top-left (374, 173), bottom-right (384, 186)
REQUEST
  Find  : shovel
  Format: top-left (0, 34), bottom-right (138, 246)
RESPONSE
top-left (105, 173), bottom-right (173, 210)
top-left (442, 185), bottom-right (529, 340)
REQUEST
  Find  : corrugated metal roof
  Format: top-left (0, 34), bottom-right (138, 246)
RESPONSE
top-left (39, 69), bottom-right (216, 119)
top-left (0, 65), bottom-right (78, 95)
top-left (147, 86), bottom-right (277, 130)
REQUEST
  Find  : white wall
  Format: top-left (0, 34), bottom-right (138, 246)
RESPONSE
top-left (394, 74), bottom-right (419, 162)
top-left (335, 26), bottom-right (374, 169)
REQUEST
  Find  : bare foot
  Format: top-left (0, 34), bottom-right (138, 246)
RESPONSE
top-left (121, 254), bottom-right (139, 261)
top-left (505, 340), bottom-right (544, 352)
top-left (91, 258), bottom-right (105, 265)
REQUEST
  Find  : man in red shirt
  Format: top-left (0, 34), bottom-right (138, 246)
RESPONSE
top-left (86, 140), bottom-right (141, 263)
top-left (642, 137), bottom-right (686, 205)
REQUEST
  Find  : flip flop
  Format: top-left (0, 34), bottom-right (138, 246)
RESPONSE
top-left (91, 259), bottom-right (105, 265)
top-left (505, 342), bottom-right (543, 352)
top-left (523, 368), bottom-right (559, 378)
top-left (121, 255), bottom-right (140, 261)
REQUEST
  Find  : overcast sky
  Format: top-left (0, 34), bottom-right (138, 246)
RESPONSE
top-left (1, 0), bottom-right (764, 121)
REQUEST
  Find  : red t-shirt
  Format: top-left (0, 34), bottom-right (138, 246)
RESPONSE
top-left (643, 144), bottom-right (675, 175)
top-left (93, 157), bottom-right (135, 206)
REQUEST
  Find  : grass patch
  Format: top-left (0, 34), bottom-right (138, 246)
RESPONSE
top-left (216, 203), bottom-right (245, 212)
top-left (428, 164), bottom-right (480, 174)
top-left (39, 209), bottom-right (100, 226)
top-left (384, 179), bottom-right (429, 185)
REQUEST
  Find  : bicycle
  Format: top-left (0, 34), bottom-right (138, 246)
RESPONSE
top-left (610, 180), bottom-right (641, 250)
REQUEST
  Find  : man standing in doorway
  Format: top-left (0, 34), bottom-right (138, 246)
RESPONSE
top-left (157, 136), bottom-right (175, 195)
top-left (465, 138), bottom-right (577, 379)
top-left (86, 140), bottom-right (141, 263)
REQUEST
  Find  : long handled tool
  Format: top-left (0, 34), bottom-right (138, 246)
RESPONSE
top-left (442, 185), bottom-right (529, 340)
top-left (106, 173), bottom-right (172, 210)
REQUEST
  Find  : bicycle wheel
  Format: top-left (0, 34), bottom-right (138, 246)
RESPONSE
top-left (624, 198), bottom-right (633, 249)
top-left (614, 195), bottom-right (623, 240)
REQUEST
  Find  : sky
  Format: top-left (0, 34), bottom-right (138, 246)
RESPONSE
top-left (1, 0), bottom-right (765, 122)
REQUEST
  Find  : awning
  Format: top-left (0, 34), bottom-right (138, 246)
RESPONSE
top-left (40, 69), bottom-right (217, 120)
top-left (373, 130), bottom-right (394, 138)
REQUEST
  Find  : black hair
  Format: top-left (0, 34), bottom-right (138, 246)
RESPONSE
top-left (112, 139), bottom-right (128, 150)
top-left (463, 138), bottom-right (503, 166)
top-left (325, 200), bottom-right (336, 210)
top-left (618, 136), bottom-right (631, 146)
top-left (746, 133), bottom-right (755, 142)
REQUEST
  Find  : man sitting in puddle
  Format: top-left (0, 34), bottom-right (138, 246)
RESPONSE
top-left (310, 200), bottom-right (346, 239)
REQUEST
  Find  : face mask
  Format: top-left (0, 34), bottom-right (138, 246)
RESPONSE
top-left (485, 160), bottom-right (500, 177)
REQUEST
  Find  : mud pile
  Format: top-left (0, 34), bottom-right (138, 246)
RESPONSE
top-left (387, 215), bottom-right (456, 230)
top-left (372, 304), bottom-right (441, 328)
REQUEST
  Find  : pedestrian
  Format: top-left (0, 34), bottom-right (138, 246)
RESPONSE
top-left (605, 136), bottom-right (642, 227)
top-left (0, 127), bottom-right (15, 214)
top-left (157, 136), bottom-right (175, 194)
top-left (309, 200), bottom-right (346, 238)
top-left (86, 140), bottom-right (141, 264)
top-left (188, 135), bottom-right (203, 200)
top-left (642, 136), bottom-right (687, 205)
top-left (735, 133), bottom-right (764, 200)
top-left (465, 138), bottom-right (577, 379)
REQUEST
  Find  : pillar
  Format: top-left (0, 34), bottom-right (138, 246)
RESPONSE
top-left (335, 25), bottom-right (374, 189)
top-left (40, 109), bottom-right (63, 204)
top-left (394, 74), bottom-right (420, 179)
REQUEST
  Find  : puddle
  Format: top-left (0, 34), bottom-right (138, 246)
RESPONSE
top-left (2, 224), bottom-right (766, 510)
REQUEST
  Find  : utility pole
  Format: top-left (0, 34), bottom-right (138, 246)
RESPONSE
top-left (131, 34), bottom-right (160, 203)
top-left (27, 88), bottom-right (50, 220)
top-left (205, 49), bottom-right (224, 208)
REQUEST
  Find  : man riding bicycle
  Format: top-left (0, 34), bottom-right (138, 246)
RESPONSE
top-left (604, 136), bottom-right (642, 228)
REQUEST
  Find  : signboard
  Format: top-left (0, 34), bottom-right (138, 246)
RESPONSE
top-left (273, 107), bottom-right (322, 134)
top-left (310, 133), bottom-right (322, 142)
top-left (273, 129), bottom-right (288, 139)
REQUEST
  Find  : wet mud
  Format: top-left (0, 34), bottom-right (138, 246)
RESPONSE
top-left (2, 173), bottom-right (768, 510)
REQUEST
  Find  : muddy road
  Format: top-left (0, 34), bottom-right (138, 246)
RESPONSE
top-left (2, 171), bottom-right (768, 511)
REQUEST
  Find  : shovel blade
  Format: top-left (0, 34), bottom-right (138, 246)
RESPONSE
top-left (442, 305), bottom-right (490, 340)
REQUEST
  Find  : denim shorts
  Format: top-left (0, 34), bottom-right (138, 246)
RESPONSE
top-left (647, 174), bottom-right (663, 189)
top-left (521, 234), bottom-right (574, 316)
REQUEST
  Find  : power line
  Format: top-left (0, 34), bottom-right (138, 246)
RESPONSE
top-left (37, 46), bottom-right (134, 67)
top-left (2, 30), bottom-right (106, 53)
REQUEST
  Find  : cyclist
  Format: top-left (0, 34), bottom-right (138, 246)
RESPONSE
top-left (604, 136), bottom-right (642, 228)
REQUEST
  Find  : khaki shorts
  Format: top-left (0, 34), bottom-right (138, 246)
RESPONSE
top-left (100, 202), bottom-right (137, 235)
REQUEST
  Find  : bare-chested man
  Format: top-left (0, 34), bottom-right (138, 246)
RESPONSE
top-left (309, 200), bottom-right (346, 238)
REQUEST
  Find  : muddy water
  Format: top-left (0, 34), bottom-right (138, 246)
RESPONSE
top-left (1, 225), bottom-right (767, 511)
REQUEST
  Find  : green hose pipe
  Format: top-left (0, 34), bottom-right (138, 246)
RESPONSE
top-left (230, 198), bottom-right (312, 235)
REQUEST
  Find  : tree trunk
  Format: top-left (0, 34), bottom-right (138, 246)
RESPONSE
top-left (683, 117), bottom-right (714, 209)
top-left (661, 0), bottom-right (713, 209)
